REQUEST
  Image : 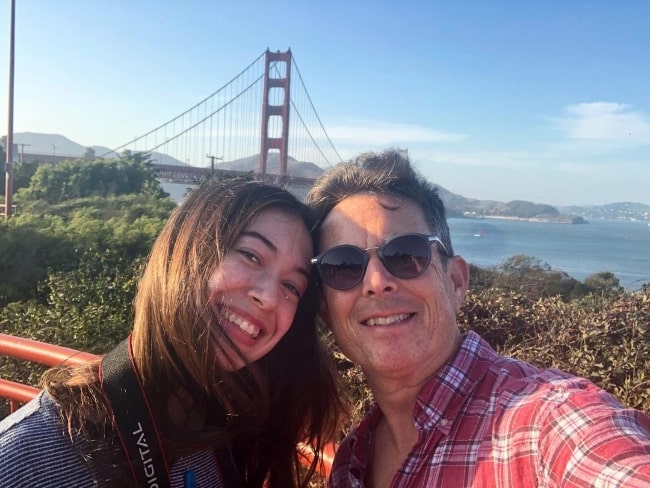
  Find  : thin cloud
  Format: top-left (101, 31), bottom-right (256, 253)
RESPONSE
top-left (553, 102), bottom-right (650, 146)
top-left (328, 120), bottom-right (467, 145)
top-left (416, 149), bottom-right (538, 170)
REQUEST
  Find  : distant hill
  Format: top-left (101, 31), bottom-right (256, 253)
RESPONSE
top-left (215, 153), bottom-right (325, 179)
top-left (10, 132), bottom-right (185, 166)
top-left (9, 132), bottom-right (114, 158)
top-left (5, 132), bottom-right (648, 222)
top-left (559, 202), bottom-right (650, 222)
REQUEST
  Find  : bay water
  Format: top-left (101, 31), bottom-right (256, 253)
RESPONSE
top-left (449, 217), bottom-right (649, 291)
top-left (162, 183), bottom-right (649, 291)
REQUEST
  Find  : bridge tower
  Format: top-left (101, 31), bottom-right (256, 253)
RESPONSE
top-left (259, 49), bottom-right (291, 177)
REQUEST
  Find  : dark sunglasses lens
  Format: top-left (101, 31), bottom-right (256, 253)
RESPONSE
top-left (318, 246), bottom-right (366, 290)
top-left (382, 235), bottom-right (431, 278)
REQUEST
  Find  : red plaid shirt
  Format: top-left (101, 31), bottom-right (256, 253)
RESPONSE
top-left (329, 331), bottom-right (650, 487)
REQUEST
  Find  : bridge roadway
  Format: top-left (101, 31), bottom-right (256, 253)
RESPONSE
top-left (151, 163), bottom-right (318, 200)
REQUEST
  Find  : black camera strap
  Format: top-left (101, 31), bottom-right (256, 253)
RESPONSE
top-left (100, 337), bottom-right (171, 487)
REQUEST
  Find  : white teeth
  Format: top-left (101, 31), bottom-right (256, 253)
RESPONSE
top-left (226, 311), bottom-right (260, 338)
top-left (365, 313), bottom-right (410, 327)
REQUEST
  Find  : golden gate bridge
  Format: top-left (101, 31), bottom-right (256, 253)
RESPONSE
top-left (3, 49), bottom-right (344, 216)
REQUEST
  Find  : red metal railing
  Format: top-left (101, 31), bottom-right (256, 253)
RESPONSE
top-left (0, 332), bottom-right (334, 478)
top-left (0, 333), bottom-right (99, 413)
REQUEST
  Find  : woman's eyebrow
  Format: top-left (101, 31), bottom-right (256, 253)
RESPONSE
top-left (240, 230), bottom-right (311, 279)
top-left (240, 230), bottom-right (276, 252)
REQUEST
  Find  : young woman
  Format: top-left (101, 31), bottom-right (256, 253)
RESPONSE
top-left (0, 178), bottom-right (345, 488)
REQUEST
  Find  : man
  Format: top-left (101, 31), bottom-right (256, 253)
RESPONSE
top-left (306, 149), bottom-right (650, 487)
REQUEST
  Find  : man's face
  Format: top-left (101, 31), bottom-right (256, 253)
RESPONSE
top-left (318, 193), bottom-right (469, 385)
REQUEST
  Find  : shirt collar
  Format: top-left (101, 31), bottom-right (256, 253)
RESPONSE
top-left (338, 331), bottom-right (498, 477)
top-left (413, 331), bottom-right (497, 434)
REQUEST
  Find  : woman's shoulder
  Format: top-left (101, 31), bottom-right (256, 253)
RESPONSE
top-left (0, 392), bottom-right (67, 462)
top-left (0, 391), bottom-right (55, 438)
top-left (0, 392), bottom-right (93, 486)
top-left (169, 449), bottom-right (225, 487)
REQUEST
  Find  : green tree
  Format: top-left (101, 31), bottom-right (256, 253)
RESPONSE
top-left (0, 252), bottom-right (134, 349)
top-left (83, 147), bottom-right (96, 160)
top-left (14, 161), bottom-right (40, 191)
top-left (503, 201), bottom-right (560, 218)
top-left (0, 215), bottom-right (75, 304)
top-left (0, 156), bottom-right (175, 306)
top-left (0, 193), bottom-right (173, 306)
top-left (584, 271), bottom-right (622, 295)
top-left (492, 254), bottom-right (581, 300)
top-left (17, 155), bottom-right (166, 204)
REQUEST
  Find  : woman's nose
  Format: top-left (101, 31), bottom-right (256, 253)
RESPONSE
top-left (249, 275), bottom-right (283, 308)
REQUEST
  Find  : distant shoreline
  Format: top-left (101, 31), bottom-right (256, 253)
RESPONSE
top-left (480, 215), bottom-right (588, 225)
top-left (461, 213), bottom-right (588, 224)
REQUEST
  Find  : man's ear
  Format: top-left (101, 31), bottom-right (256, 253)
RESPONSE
top-left (449, 256), bottom-right (470, 313)
top-left (318, 293), bottom-right (332, 329)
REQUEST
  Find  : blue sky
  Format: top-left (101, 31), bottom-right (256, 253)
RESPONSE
top-left (1, 1), bottom-right (649, 206)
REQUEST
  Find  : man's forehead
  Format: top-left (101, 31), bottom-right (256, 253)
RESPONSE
top-left (320, 193), bottom-right (426, 242)
top-left (322, 193), bottom-right (399, 224)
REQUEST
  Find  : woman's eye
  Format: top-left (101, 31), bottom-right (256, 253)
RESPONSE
top-left (283, 282), bottom-right (301, 298)
top-left (239, 250), bottom-right (260, 264)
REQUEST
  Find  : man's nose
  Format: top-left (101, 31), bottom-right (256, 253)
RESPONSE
top-left (362, 255), bottom-right (397, 296)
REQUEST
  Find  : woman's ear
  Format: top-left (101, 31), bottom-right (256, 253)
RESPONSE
top-left (449, 256), bottom-right (470, 313)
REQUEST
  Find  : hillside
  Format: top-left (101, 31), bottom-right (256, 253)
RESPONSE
top-left (10, 132), bottom-right (114, 158)
top-left (9, 132), bottom-right (185, 166)
top-left (215, 153), bottom-right (324, 179)
top-left (559, 202), bottom-right (650, 222)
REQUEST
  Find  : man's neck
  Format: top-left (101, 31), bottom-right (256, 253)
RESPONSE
top-left (368, 391), bottom-right (420, 488)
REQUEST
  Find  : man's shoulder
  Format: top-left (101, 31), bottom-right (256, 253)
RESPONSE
top-left (463, 332), bottom-right (623, 415)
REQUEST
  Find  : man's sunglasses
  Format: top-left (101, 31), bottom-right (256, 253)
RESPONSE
top-left (311, 233), bottom-right (449, 290)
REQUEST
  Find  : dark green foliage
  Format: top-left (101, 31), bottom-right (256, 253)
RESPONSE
top-left (470, 254), bottom-right (587, 301)
top-left (1, 160), bottom-right (40, 196)
top-left (16, 155), bottom-right (166, 204)
top-left (2, 250), bottom-right (141, 352)
top-left (0, 195), bottom-right (172, 308)
top-left (0, 216), bottom-right (76, 304)
top-left (584, 271), bottom-right (623, 294)
top-left (0, 156), bottom-right (175, 307)
top-left (46, 250), bottom-right (142, 351)
top-left (0, 251), bottom-right (142, 418)
top-left (502, 200), bottom-right (559, 218)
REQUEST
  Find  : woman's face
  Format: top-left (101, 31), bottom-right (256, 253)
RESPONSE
top-left (208, 207), bottom-right (313, 370)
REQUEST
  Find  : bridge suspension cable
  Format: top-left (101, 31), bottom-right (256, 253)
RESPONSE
top-left (104, 49), bottom-right (343, 176)
top-left (101, 51), bottom-right (266, 168)
top-left (286, 53), bottom-right (344, 168)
